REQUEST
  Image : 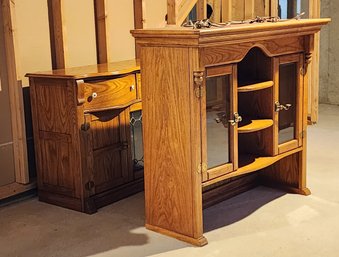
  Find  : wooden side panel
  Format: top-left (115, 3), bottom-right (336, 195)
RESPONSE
top-left (30, 78), bottom-right (81, 199)
top-left (35, 79), bottom-right (75, 134)
top-left (260, 152), bottom-right (301, 190)
top-left (142, 46), bottom-right (195, 237)
top-left (39, 131), bottom-right (75, 195)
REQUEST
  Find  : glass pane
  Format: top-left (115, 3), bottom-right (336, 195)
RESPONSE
top-left (206, 75), bottom-right (231, 169)
top-left (130, 110), bottom-right (143, 171)
top-left (279, 63), bottom-right (297, 144)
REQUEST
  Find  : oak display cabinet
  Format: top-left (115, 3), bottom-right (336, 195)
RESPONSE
top-left (132, 19), bottom-right (329, 246)
top-left (26, 60), bottom-right (144, 214)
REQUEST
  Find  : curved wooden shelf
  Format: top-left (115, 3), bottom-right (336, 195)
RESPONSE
top-left (202, 147), bottom-right (303, 187)
top-left (238, 119), bottom-right (273, 133)
top-left (238, 81), bottom-right (274, 92)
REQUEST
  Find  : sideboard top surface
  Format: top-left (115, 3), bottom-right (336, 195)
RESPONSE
top-left (26, 59), bottom-right (140, 79)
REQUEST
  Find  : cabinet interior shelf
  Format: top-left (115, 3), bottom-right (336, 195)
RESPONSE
top-left (238, 119), bottom-right (273, 133)
top-left (202, 147), bottom-right (302, 188)
top-left (238, 81), bottom-right (274, 93)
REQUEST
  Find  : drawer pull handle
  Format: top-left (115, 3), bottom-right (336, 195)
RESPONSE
top-left (92, 92), bottom-right (98, 98)
top-left (130, 85), bottom-right (135, 91)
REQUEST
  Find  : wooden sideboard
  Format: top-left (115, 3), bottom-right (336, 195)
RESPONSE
top-left (26, 60), bottom-right (144, 213)
top-left (132, 19), bottom-right (330, 246)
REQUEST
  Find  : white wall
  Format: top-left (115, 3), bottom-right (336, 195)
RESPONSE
top-left (106, 1), bottom-right (136, 62)
top-left (16, 0), bottom-right (52, 86)
top-left (63, 0), bottom-right (97, 67)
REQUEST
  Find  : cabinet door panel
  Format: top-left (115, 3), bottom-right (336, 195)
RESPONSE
top-left (89, 109), bottom-right (132, 194)
top-left (203, 65), bottom-right (237, 181)
top-left (275, 54), bottom-right (303, 154)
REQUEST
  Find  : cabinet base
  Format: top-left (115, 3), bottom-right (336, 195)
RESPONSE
top-left (38, 178), bottom-right (144, 214)
top-left (145, 224), bottom-right (208, 247)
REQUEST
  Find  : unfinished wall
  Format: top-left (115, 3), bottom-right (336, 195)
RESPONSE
top-left (320, 0), bottom-right (339, 105)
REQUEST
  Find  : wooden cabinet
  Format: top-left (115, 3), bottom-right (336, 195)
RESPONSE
top-left (132, 19), bottom-right (329, 246)
top-left (26, 60), bottom-right (143, 214)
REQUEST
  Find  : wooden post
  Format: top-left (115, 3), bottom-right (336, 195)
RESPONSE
top-left (167, 0), bottom-right (177, 25)
top-left (244, 0), bottom-right (255, 19)
top-left (270, 0), bottom-right (278, 17)
top-left (167, 0), bottom-right (199, 26)
top-left (1, 0), bottom-right (29, 184)
top-left (94, 0), bottom-right (110, 63)
top-left (133, 0), bottom-right (144, 59)
top-left (47, 0), bottom-right (66, 69)
top-left (197, 0), bottom-right (206, 20)
top-left (308, 0), bottom-right (321, 123)
top-left (221, 0), bottom-right (232, 22)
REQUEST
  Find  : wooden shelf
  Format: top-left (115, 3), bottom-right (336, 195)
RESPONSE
top-left (202, 147), bottom-right (302, 188)
top-left (238, 81), bottom-right (274, 92)
top-left (238, 119), bottom-right (273, 133)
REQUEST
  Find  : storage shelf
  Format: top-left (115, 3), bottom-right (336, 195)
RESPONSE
top-left (238, 119), bottom-right (273, 133)
top-left (202, 147), bottom-right (302, 188)
top-left (238, 81), bottom-right (274, 93)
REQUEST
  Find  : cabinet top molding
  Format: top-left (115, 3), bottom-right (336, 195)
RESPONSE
top-left (131, 19), bottom-right (330, 46)
top-left (26, 59), bottom-right (140, 80)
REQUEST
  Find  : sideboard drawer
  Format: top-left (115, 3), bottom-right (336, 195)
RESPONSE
top-left (83, 74), bottom-right (137, 112)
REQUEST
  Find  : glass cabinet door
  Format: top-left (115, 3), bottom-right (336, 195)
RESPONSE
top-left (275, 54), bottom-right (303, 154)
top-left (202, 65), bottom-right (237, 181)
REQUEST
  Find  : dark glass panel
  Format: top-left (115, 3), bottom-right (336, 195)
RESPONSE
top-left (130, 110), bottom-right (143, 171)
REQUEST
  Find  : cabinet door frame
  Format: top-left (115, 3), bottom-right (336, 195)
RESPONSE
top-left (202, 64), bottom-right (238, 181)
top-left (274, 53), bottom-right (304, 155)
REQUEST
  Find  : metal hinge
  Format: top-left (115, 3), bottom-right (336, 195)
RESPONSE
top-left (81, 114), bottom-right (91, 131)
top-left (197, 163), bottom-right (207, 175)
top-left (193, 71), bottom-right (204, 98)
top-left (301, 130), bottom-right (306, 139)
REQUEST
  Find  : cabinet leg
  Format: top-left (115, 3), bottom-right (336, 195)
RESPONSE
top-left (145, 224), bottom-right (208, 246)
top-left (84, 198), bottom-right (97, 214)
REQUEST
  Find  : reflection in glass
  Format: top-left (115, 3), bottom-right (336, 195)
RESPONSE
top-left (130, 111), bottom-right (143, 171)
top-left (206, 75), bottom-right (230, 169)
top-left (278, 63), bottom-right (297, 144)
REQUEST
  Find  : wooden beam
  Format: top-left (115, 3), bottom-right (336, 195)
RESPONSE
top-left (270, 0), bottom-right (278, 17)
top-left (221, 0), bottom-right (232, 22)
top-left (1, 0), bottom-right (29, 184)
top-left (167, 0), bottom-right (199, 26)
top-left (244, 0), bottom-right (254, 19)
top-left (47, 0), bottom-right (66, 69)
top-left (133, 0), bottom-right (144, 59)
top-left (196, 0), bottom-right (206, 20)
top-left (94, 0), bottom-right (109, 64)
top-left (0, 181), bottom-right (36, 200)
top-left (308, 0), bottom-right (321, 123)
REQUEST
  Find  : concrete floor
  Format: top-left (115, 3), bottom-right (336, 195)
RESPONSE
top-left (1, 104), bottom-right (339, 257)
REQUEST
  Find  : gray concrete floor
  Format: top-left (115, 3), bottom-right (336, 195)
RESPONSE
top-left (1, 104), bottom-right (339, 257)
